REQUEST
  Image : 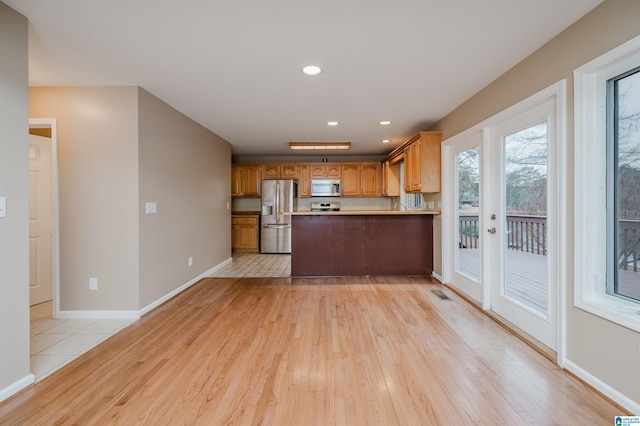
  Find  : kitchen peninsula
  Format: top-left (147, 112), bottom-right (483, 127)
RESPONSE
top-left (285, 210), bottom-right (439, 277)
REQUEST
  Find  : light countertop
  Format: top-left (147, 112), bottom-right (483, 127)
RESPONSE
top-left (282, 209), bottom-right (441, 216)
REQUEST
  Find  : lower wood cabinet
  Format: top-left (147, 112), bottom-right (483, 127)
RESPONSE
top-left (291, 214), bottom-right (434, 276)
top-left (232, 215), bottom-right (260, 252)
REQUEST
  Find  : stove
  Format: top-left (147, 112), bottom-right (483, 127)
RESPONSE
top-left (310, 202), bottom-right (341, 212)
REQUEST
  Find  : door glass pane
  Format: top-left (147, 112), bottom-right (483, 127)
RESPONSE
top-left (612, 69), bottom-right (640, 301)
top-left (456, 147), bottom-right (480, 281)
top-left (503, 123), bottom-right (548, 316)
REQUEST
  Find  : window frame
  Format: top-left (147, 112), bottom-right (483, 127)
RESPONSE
top-left (606, 67), bottom-right (640, 303)
top-left (574, 34), bottom-right (640, 332)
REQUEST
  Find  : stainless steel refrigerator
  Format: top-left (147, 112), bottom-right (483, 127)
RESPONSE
top-left (261, 180), bottom-right (298, 253)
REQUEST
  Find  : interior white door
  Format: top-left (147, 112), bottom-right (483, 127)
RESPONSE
top-left (488, 100), bottom-right (558, 351)
top-left (29, 134), bottom-right (53, 306)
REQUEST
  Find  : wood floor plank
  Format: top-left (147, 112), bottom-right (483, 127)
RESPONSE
top-left (0, 276), bottom-right (627, 425)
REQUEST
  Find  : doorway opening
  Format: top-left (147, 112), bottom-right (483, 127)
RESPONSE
top-left (28, 118), bottom-right (59, 318)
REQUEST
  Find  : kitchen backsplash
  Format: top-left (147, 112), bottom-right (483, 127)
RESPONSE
top-left (298, 197), bottom-right (392, 211)
top-left (232, 197), bottom-right (392, 212)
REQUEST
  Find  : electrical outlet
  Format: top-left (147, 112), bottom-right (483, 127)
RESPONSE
top-left (188, 256), bottom-right (193, 267)
top-left (89, 277), bottom-right (98, 291)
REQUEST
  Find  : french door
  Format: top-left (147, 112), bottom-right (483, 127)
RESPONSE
top-left (445, 88), bottom-right (562, 353)
top-left (487, 100), bottom-right (558, 351)
top-left (449, 134), bottom-right (483, 302)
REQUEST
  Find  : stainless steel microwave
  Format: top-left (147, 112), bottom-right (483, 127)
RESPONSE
top-left (310, 179), bottom-right (341, 197)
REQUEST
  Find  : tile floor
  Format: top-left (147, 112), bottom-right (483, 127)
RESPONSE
top-left (209, 252), bottom-right (291, 277)
top-left (30, 254), bottom-right (286, 381)
top-left (30, 302), bottom-right (135, 382)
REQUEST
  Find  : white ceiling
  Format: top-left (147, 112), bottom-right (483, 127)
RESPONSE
top-left (6, 0), bottom-right (602, 156)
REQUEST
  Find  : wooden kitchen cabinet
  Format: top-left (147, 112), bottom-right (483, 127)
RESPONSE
top-left (232, 215), bottom-right (259, 252)
top-left (404, 142), bottom-right (421, 192)
top-left (231, 164), bottom-right (261, 198)
top-left (261, 164), bottom-right (280, 180)
top-left (340, 163), bottom-right (381, 197)
top-left (310, 164), bottom-right (341, 179)
top-left (341, 164), bottom-right (361, 196)
top-left (233, 160), bottom-right (387, 198)
top-left (361, 163), bottom-right (381, 196)
top-left (392, 131), bottom-right (441, 194)
top-left (262, 164), bottom-right (300, 180)
top-left (381, 160), bottom-right (401, 196)
top-left (299, 165), bottom-right (311, 197)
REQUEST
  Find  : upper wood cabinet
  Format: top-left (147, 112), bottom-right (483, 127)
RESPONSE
top-left (381, 160), bottom-right (401, 197)
top-left (299, 165), bottom-right (311, 197)
top-left (361, 163), bottom-right (381, 196)
top-left (341, 163), bottom-right (381, 197)
top-left (262, 164), bottom-right (300, 180)
top-left (404, 142), bottom-right (421, 193)
top-left (310, 164), bottom-right (341, 179)
top-left (231, 164), bottom-right (261, 198)
top-left (232, 161), bottom-right (385, 198)
top-left (341, 164), bottom-right (361, 196)
top-left (386, 131), bottom-right (442, 194)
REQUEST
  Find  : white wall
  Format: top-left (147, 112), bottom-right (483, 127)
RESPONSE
top-left (0, 1), bottom-right (31, 400)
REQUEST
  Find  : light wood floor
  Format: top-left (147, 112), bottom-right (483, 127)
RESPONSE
top-left (0, 276), bottom-right (623, 424)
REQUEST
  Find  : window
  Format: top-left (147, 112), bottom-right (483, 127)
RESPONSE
top-left (575, 34), bottom-right (640, 332)
top-left (399, 162), bottom-right (422, 210)
top-left (607, 68), bottom-right (640, 303)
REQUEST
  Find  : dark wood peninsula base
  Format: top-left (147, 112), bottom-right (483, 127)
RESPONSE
top-left (290, 212), bottom-right (435, 277)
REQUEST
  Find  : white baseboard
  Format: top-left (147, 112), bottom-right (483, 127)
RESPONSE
top-left (431, 272), bottom-right (443, 283)
top-left (139, 258), bottom-right (231, 317)
top-left (56, 258), bottom-right (233, 320)
top-left (57, 310), bottom-right (140, 320)
top-left (0, 374), bottom-right (35, 403)
top-left (563, 359), bottom-right (640, 415)
top-left (205, 256), bottom-right (232, 276)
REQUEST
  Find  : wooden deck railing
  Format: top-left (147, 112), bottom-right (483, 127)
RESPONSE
top-left (459, 214), bottom-right (547, 254)
top-left (459, 215), bottom-right (640, 271)
top-left (619, 219), bottom-right (640, 272)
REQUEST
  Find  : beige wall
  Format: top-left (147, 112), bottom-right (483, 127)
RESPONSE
top-left (429, 0), bottom-right (640, 407)
top-left (30, 87), bottom-right (140, 311)
top-left (29, 87), bottom-right (233, 312)
top-left (138, 88), bottom-right (232, 308)
top-left (0, 2), bottom-right (31, 397)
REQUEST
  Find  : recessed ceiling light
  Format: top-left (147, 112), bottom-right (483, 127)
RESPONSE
top-left (326, 121), bottom-right (339, 126)
top-left (302, 65), bottom-right (322, 76)
top-left (379, 121), bottom-right (392, 125)
top-left (381, 139), bottom-right (391, 143)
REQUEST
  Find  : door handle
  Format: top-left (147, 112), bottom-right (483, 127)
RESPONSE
top-left (264, 224), bottom-right (290, 229)
top-left (487, 227), bottom-right (497, 234)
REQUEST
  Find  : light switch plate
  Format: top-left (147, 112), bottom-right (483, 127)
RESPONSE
top-left (0, 197), bottom-right (6, 218)
top-left (145, 202), bottom-right (157, 214)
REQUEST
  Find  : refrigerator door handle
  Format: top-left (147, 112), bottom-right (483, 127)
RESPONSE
top-left (275, 182), bottom-right (280, 224)
top-left (263, 224), bottom-right (291, 229)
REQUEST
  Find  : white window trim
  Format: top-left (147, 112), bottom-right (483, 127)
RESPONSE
top-left (574, 34), bottom-right (640, 333)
